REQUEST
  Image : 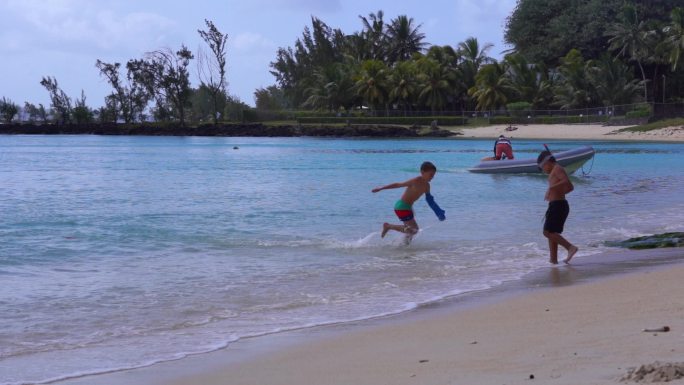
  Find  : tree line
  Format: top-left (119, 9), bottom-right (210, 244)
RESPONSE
top-left (1, 20), bottom-right (237, 126)
top-left (258, 1), bottom-right (684, 116)
top-left (1, 1), bottom-right (683, 125)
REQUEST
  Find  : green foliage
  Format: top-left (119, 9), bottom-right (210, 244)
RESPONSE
top-left (190, 84), bottom-right (227, 123)
top-left (385, 15), bottom-right (427, 63)
top-left (197, 19), bottom-right (229, 124)
top-left (416, 57), bottom-right (455, 113)
top-left (489, 115), bottom-right (609, 125)
top-left (223, 95), bottom-right (251, 122)
top-left (625, 104), bottom-right (652, 118)
top-left (254, 86), bottom-right (288, 110)
top-left (129, 46), bottom-right (194, 126)
top-left (0, 97), bottom-right (19, 123)
top-left (625, 109), bottom-right (650, 118)
top-left (553, 49), bottom-right (596, 109)
top-left (40, 76), bottom-right (72, 124)
top-left (661, 7), bottom-right (684, 70)
top-left (96, 60), bottom-right (151, 123)
top-left (23, 102), bottom-right (47, 124)
top-left (587, 55), bottom-right (643, 106)
top-left (297, 116), bottom-right (467, 126)
top-left (72, 90), bottom-right (94, 124)
top-left (506, 101), bottom-right (532, 117)
top-left (504, 53), bottom-right (552, 108)
top-left (468, 62), bottom-right (512, 111)
top-left (505, 0), bottom-right (681, 66)
top-left (506, 102), bottom-right (532, 111)
top-left (620, 117), bottom-right (684, 132)
top-left (353, 60), bottom-right (389, 111)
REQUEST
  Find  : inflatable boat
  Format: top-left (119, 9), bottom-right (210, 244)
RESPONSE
top-left (468, 145), bottom-right (595, 174)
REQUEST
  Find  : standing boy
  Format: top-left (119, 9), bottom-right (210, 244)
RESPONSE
top-left (537, 150), bottom-right (578, 264)
top-left (372, 161), bottom-right (445, 243)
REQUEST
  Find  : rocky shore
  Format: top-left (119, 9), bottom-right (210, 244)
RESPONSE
top-left (0, 123), bottom-right (458, 138)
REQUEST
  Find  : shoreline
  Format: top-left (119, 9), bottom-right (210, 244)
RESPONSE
top-left (2, 122), bottom-right (684, 142)
top-left (456, 123), bottom-right (684, 142)
top-left (57, 247), bottom-right (684, 385)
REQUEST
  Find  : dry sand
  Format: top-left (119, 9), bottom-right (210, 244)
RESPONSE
top-left (456, 124), bottom-right (684, 142)
top-left (132, 263), bottom-right (683, 385)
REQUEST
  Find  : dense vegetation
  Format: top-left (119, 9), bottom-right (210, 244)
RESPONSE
top-left (262, 3), bottom-right (684, 116)
top-left (1, 1), bottom-right (683, 126)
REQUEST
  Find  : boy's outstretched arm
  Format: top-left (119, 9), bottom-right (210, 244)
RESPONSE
top-left (372, 179), bottom-right (413, 193)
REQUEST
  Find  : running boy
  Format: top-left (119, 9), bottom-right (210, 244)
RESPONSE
top-left (537, 150), bottom-right (578, 264)
top-left (372, 161), bottom-right (445, 242)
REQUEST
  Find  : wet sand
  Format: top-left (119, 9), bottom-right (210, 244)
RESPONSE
top-left (58, 248), bottom-right (684, 385)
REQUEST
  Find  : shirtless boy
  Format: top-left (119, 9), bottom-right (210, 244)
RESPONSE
top-left (537, 150), bottom-right (579, 264)
top-left (371, 161), bottom-right (445, 243)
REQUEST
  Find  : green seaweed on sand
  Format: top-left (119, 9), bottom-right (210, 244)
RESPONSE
top-left (605, 232), bottom-right (684, 249)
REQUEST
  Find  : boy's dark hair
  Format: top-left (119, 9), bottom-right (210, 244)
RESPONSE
top-left (421, 161), bottom-right (437, 172)
top-left (537, 150), bottom-right (556, 164)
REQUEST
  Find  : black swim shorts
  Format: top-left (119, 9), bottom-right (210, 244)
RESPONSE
top-left (544, 199), bottom-right (570, 234)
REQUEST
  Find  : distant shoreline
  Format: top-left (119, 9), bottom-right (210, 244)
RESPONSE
top-left (3, 122), bottom-right (683, 142)
top-left (456, 123), bottom-right (684, 142)
top-left (0, 123), bottom-right (458, 138)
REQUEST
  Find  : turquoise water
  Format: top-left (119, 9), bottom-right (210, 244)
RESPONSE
top-left (0, 135), bottom-right (683, 384)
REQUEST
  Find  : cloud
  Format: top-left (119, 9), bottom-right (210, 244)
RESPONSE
top-left (250, 0), bottom-right (342, 13)
top-left (1, 0), bottom-right (177, 55)
top-left (232, 32), bottom-right (276, 52)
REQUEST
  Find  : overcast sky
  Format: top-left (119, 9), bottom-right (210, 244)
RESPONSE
top-left (0, 0), bottom-right (517, 108)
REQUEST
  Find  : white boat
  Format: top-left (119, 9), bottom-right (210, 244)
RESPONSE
top-left (467, 145), bottom-right (595, 174)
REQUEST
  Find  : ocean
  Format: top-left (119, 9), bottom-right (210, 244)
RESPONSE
top-left (1, 135), bottom-right (683, 385)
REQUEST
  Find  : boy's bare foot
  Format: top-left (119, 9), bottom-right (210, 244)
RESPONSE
top-left (381, 223), bottom-right (390, 238)
top-left (564, 245), bottom-right (578, 264)
top-left (549, 259), bottom-right (558, 265)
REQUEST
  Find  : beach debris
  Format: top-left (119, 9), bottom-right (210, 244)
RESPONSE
top-left (621, 361), bottom-right (684, 383)
top-left (419, 359), bottom-right (429, 363)
top-left (642, 326), bottom-right (670, 333)
top-left (470, 341), bottom-right (478, 345)
top-left (529, 374), bottom-right (535, 379)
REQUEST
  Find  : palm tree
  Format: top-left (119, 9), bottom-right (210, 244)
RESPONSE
top-left (354, 60), bottom-right (389, 113)
top-left (425, 45), bottom-right (460, 67)
top-left (303, 63), bottom-right (358, 111)
top-left (468, 61), bottom-right (512, 111)
top-left (459, 37), bottom-right (494, 68)
top-left (605, 4), bottom-right (650, 100)
top-left (458, 37), bottom-right (494, 109)
top-left (504, 53), bottom-right (552, 109)
top-left (416, 58), bottom-right (454, 114)
top-left (358, 11), bottom-right (387, 61)
top-left (388, 61), bottom-right (418, 115)
top-left (385, 15), bottom-right (427, 64)
top-left (661, 7), bottom-right (684, 71)
top-left (552, 49), bottom-right (596, 109)
top-left (425, 45), bottom-right (465, 110)
top-left (587, 55), bottom-right (643, 106)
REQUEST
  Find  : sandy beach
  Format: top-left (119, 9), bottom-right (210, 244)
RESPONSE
top-left (457, 123), bottom-right (684, 142)
top-left (167, 260), bottom-right (684, 385)
top-left (59, 249), bottom-right (684, 385)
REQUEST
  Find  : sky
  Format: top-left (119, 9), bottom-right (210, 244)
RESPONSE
top-left (0, 0), bottom-right (517, 108)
